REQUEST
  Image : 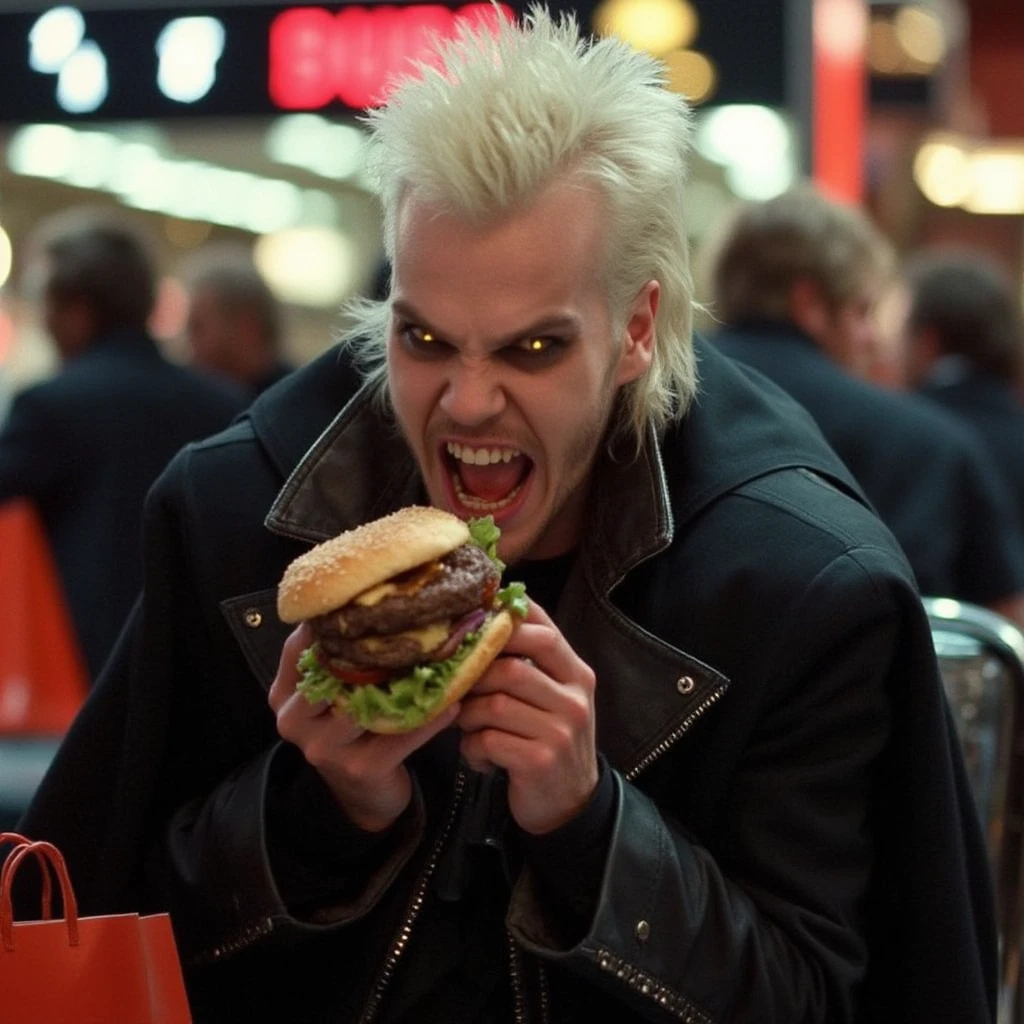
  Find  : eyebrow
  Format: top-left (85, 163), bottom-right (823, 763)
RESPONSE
top-left (391, 299), bottom-right (582, 348)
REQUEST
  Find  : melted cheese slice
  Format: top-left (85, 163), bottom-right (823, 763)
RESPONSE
top-left (360, 620), bottom-right (452, 654)
top-left (353, 581), bottom-right (399, 607)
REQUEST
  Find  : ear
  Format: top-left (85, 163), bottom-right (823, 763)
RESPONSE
top-left (788, 276), bottom-right (829, 342)
top-left (616, 279), bottom-right (659, 386)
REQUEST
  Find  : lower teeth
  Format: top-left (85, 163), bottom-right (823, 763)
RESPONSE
top-left (453, 471), bottom-right (523, 511)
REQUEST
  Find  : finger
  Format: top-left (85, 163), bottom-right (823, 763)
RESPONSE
top-left (458, 689), bottom-right (551, 739)
top-left (468, 656), bottom-right (567, 714)
top-left (460, 727), bottom-right (546, 778)
top-left (268, 623), bottom-right (315, 711)
top-left (276, 690), bottom-right (363, 748)
top-left (499, 622), bottom-right (589, 687)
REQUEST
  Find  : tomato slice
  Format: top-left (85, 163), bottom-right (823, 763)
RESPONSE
top-left (324, 658), bottom-right (391, 687)
top-left (481, 577), bottom-right (499, 608)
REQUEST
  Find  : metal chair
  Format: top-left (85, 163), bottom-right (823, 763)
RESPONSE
top-left (925, 597), bottom-right (1024, 1024)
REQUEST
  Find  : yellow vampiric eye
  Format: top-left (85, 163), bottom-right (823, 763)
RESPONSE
top-left (527, 338), bottom-right (545, 351)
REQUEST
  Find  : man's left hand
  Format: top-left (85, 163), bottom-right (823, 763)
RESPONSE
top-left (457, 599), bottom-right (598, 835)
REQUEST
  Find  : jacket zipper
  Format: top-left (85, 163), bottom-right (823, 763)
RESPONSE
top-left (594, 951), bottom-right (713, 1024)
top-left (357, 765), bottom-right (470, 1024)
top-left (200, 916), bottom-right (275, 965)
top-left (351, 683), bottom-right (726, 1023)
top-left (624, 683), bottom-right (727, 781)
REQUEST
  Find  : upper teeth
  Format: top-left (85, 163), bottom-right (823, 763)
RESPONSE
top-left (447, 442), bottom-right (521, 465)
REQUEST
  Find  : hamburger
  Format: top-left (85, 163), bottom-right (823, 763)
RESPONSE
top-left (277, 506), bottom-right (528, 734)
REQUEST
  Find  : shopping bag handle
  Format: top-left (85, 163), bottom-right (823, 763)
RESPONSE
top-left (0, 841), bottom-right (78, 951)
top-left (0, 834), bottom-right (52, 919)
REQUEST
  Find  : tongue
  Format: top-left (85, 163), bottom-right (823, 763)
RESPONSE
top-left (457, 457), bottom-right (527, 502)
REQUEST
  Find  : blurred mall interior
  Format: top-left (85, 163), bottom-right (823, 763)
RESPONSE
top-left (0, 0), bottom-right (1021, 397)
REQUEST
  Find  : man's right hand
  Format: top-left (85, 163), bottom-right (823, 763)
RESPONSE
top-left (269, 624), bottom-right (460, 832)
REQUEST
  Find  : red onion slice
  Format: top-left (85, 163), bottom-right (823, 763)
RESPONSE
top-left (429, 607), bottom-right (489, 662)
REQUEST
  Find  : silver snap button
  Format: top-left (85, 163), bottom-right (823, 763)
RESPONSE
top-left (635, 919), bottom-right (651, 942)
top-left (676, 675), bottom-right (695, 694)
top-left (243, 608), bottom-right (263, 628)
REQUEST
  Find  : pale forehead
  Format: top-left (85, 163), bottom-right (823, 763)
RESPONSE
top-left (392, 178), bottom-right (610, 337)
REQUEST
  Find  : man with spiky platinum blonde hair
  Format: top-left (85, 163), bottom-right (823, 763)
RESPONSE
top-left (343, 6), bottom-right (696, 451)
top-left (18, 8), bottom-right (995, 1024)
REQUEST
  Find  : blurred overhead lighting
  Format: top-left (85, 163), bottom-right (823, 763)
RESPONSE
top-left (893, 5), bottom-right (945, 66)
top-left (28, 6), bottom-right (85, 73)
top-left (6, 123), bottom-right (340, 236)
top-left (264, 114), bottom-right (366, 182)
top-left (56, 38), bottom-right (107, 113)
top-left (0, 226), bottom-right (12, 291)
top-left (868, 3), bottom-right (947, 76)
top-left (913, 138), bottom-right (970, 207)
top-left (156, 17), bottom-right (225, 104)
top-left (254, 228), bottom-right (358, 308)
top-left (814, 0), bottom-right (868, 62)
top-left (964, 152), bottom-right (1024, 215)
top-left (914, 132), bottom-right (1024, 214)
top-left (695, 105), bottom-right (796, 201)
top-left (593, 0), bottom-right (698, 57)
top-left (662, 49), bottom-right (717, 104)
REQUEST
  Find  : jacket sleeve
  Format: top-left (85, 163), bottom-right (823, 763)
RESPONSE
top-left (508, 547), bottom-right (993, 1023)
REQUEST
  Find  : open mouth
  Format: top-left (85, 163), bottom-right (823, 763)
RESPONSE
top-left (443, 441), bottom-right (533, 514)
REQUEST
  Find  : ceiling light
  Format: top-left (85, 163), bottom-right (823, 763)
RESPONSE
top-left (593, 0), bottom-right (698, 57)
top-left (28, 6), bottom-right (85, 74)
top-left (662, 49), bottom-right (717, 104)
top-left (894, 5), bottom-right (946, 67)
top-left (254, 228), bottom-right (358, 308)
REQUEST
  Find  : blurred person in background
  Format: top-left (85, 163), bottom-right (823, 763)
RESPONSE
top-left (707, 184), bottom-right (1024, 623)
top-left (181, 244), bottom-right (293, 397)
top-left (901, 251), bottom-right (1024, 527)
top-left (0, 208), bottom-right (245, 681)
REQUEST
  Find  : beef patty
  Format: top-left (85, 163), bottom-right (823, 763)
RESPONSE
top-left (312, 544), bottom-right (499, 668)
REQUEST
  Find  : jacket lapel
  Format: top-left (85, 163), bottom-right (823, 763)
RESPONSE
top-left (564, 429), bottom-right (728, 775)
top-left (265, 383), bottom-right (421, 543)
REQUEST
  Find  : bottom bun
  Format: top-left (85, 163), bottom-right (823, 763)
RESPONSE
top-left (339, 609), bottom-right (515, 735)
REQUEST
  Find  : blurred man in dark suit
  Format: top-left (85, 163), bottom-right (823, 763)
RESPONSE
top-left (901, 251), bottom-right (1024, 528)
top-left (182, 244), bottom-right (293, 397)
top-left (0, 208), bottom-right (245, 680)
top-left (708, 184), bottom-right (1024, 622)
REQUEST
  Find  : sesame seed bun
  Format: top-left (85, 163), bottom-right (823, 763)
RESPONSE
top-left (277, 506), bottom-right (471, 623)
top-left (351, 609), bottom-right (514, 734)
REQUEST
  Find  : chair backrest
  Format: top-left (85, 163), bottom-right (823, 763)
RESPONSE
top-left (925, 597), bottom-right (1024, 1024)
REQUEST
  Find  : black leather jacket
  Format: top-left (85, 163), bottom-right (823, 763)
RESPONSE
top-left (19, 340), bottom-right (996, 1023)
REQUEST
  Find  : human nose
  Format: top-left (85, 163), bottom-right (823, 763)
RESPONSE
top-left (439, 359), bottom-right (506, 426)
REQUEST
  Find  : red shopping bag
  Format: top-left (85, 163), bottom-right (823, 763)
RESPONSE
top-left (0, 499), bottom-right (88, 733)
top-left (0, 840), bottom-right (192, 1023)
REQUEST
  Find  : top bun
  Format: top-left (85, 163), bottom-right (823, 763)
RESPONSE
top-left (277, 506), bottom-right (471, 623)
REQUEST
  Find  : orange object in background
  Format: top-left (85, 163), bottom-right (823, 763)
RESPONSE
top-left (0, 839), bottom-right (193, 1023)
top-left (0, 500), bottom-right (87, 734)
top-left (813, 0), bottom-right (868, 205)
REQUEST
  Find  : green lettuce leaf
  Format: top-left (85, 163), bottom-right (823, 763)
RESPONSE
top-left (496, 581), bottom-right (529, 619)
top-left (296, 635), bottom-right (481, 730)
top-left (468, 515), bottom-right (505, 573)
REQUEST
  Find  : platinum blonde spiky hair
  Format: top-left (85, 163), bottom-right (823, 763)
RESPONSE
top-left (340, 4), bottom-right (698, 446)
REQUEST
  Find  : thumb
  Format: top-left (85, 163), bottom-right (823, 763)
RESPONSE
top-left (268, 622), bottom-right (314, 710)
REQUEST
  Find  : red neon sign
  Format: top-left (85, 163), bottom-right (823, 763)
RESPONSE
top-left (269, 4), bottom-right (514, 111)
